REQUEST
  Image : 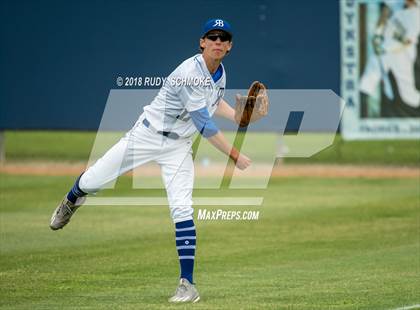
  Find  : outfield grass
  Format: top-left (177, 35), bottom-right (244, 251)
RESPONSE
top-left (4, 130), bottom-right (420, 165)
top-left (0, 174), bottom-right (418, 309)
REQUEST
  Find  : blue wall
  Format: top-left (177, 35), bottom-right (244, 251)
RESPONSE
top-left (0, 0), bottom-right (340, 130)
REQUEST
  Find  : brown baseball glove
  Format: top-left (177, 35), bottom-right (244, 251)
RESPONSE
top-left (234, 81), bottom-right (269, 127)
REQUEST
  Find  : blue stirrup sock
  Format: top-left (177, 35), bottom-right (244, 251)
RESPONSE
top-left (175, 219), bottom-right (196, 284)
top-left (66, 174), bottom-right (87, 204)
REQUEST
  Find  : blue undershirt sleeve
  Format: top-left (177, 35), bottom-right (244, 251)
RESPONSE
top-left (189, 107), bottom-right (219, 138)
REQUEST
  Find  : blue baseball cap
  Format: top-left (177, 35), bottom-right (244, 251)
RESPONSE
top-left (202, 18), bottom-right (232, 37)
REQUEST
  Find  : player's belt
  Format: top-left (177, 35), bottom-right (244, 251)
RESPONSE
top-left (142, 118), bottom-right (180, 140)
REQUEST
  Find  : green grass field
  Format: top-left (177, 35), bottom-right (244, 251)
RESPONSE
top-left (4, 130), bottom-right (420, 165)
top-left (1, 131), bottom-right (419, 308)
top-left (1, 174), bottom-right (418, 309)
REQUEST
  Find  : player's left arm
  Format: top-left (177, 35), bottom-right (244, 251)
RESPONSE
top-left (214, 98), bottom-right (235, 122)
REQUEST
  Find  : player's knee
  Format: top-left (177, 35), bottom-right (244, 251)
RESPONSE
top-left (78, 171), bottom-right (101, 194)
top-left (170, 201), bottom-right (194, 222)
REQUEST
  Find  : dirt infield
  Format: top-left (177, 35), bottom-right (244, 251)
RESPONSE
top-left (0, 161), bottom-right (418, 179)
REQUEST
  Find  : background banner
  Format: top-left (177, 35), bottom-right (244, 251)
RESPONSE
top-left (341, 0), bottom-right (420, 140)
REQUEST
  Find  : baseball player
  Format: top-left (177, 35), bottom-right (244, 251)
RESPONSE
top-left (49, 19), bottom-right (254, 303)
top-left (360, 0), bottom-right (420, 112)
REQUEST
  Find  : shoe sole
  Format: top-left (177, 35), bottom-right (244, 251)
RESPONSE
top-left (50, 215), bottom-right (70, 230)
top-left (50, 222), bottom-right (64, 230)
top-left (168, 295), bottom-right (200, 303)
top-left (49, 207), bottom-right (61, 230)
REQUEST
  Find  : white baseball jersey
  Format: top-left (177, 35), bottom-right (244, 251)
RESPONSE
top-left (142, 54), bottom-right (226, 138)
top-left (384, 0), bottom-right (405, 12)
top-left (360, 4), bottom-right (420, 107)
top-left (383, 5), bottom-right (420, 59)
top-left (80, 53), bottom-right (227, 223)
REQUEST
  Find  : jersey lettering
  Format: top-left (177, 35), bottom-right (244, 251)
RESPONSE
top-left (213, 19), bottom-right (224, 27)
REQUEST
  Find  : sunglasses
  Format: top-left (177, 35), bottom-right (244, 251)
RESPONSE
top-left (206, 33), bottom-right (232, 42)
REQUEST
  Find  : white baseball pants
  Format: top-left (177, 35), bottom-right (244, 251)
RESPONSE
top-left (78, 116), bottom-right (195, 223)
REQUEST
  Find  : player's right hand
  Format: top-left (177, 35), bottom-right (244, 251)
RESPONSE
top-left (235, 153), bottom-right (251, 170)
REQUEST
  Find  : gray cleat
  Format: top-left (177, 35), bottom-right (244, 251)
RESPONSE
top-left (168, 278), bottom-right (200, 303)
top-left (50, 195), bottom-right (85, 230)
